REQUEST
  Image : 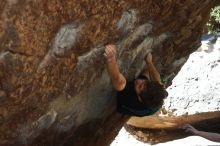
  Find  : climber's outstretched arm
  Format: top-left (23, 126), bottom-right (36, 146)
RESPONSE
top-left (183, 124), bottom-right (220, 142)
top-left (142, 53), bottom-right (162, 84)
top-left (104, 44), bottom-right (126, 91)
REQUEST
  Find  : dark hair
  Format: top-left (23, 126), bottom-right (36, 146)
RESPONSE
top-left (140, 81), bottom-right (168, 108)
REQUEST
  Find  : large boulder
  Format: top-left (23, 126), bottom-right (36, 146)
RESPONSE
top-left (0, 0), bottom-right (219, 146)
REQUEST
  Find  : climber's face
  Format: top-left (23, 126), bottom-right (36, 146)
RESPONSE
top-left (134, 79), bottom-right (147, 95)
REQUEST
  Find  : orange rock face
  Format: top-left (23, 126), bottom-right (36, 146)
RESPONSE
top-left (0, 0), bottom-right (219, 146)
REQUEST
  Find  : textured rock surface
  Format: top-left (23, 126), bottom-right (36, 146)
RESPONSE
top-left (0, 0), bottom-right (219, 146)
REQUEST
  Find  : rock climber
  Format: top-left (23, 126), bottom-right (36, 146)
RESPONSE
top-left (104, 44), bottom-right (168, 117)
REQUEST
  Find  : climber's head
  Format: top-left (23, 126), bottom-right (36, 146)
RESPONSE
top-left (135, 80), bottom-right (168, 108)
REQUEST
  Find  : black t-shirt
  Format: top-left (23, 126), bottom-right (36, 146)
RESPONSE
top-left (116, 79), bottom-right (159, 117)
top-left (117, 81), bottom-right (145, 109)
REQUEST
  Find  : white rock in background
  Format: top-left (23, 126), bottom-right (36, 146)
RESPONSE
top-left (110, 127), bottom-right (149, 146)
top-left (164, 36), bottom-right (220, 116)
top-left (154, 136), bottom-right (220, 146)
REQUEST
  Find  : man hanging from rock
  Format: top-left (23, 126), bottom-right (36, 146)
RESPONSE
top-left (104, 44), bottom-right (168, 117)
